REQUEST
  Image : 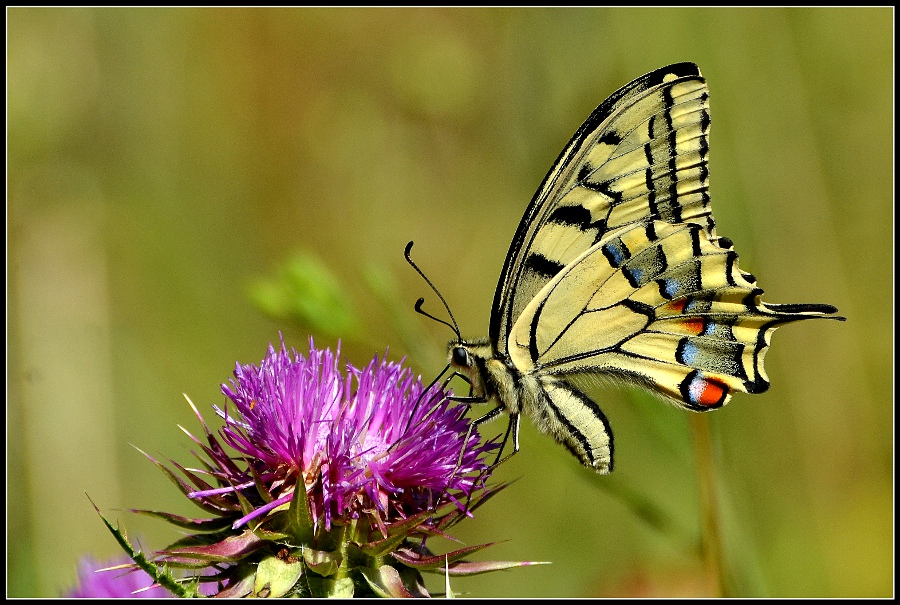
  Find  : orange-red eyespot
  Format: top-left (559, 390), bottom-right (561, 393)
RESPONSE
top-left (665, 298), bottom-right (688, 314)
top-left (681, 370), bottom-right (728, 408)
top-left (694, 378), bottom-right (726, 407)
top-left (681, 317), bottom-right (706, 335)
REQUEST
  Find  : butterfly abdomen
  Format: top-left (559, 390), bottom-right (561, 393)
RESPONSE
top-left (528, 377), bottom-right (614, 473)
top-left (449, 338), bottom-right (615, 473)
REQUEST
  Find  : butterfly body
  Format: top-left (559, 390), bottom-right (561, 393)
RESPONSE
top-left (443, 63), bottom-right (842, 474)
top-left (449, 337), bottom-right (614, 473)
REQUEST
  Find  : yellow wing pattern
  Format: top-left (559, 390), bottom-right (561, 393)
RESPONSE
top-left (442, 63), bottom-right (843, 474)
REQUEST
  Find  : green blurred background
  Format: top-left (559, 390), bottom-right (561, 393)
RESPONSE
top-left (7, 7), bottom-right (892, 598)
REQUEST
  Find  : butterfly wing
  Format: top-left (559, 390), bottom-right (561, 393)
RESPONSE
top-left (508, 219), bottom-right (842, 411)
top-left (491, 63), bottom-right (719, 353)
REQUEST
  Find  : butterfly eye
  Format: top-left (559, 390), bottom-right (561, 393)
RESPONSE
top-left (451, 346), bottom-right (469, 367)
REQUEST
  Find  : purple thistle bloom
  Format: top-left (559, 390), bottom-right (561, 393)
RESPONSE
top-left (213, 337), bottom-right (496, 532)
top-left (120, 335), bottom-right (538, 597)
top-left (67, 555), bottom-right (174, 598)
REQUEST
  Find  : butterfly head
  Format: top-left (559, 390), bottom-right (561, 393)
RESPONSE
top-left (447, 337), bottom-right (495, 391)
top-left (450, 343), bottom-right (471, 368)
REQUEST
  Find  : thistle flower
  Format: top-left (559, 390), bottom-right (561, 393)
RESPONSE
top-left (215, 338), bottom-right (492, 533)
top-left (67, 555), bottom-right (173, 598)
top-left (123, 336), bottom-right (538, 597)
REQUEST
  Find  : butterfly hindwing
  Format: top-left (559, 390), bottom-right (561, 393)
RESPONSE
top-left (492, 63), bottom-right (716, 352)
top-left (508, 220), bottom-right (837, 411)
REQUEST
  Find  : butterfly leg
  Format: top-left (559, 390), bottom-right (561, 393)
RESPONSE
top-left (427, 384), bottom-right (487, 491)
top-left (457, 407), bottom-right (520, 510)
top-left (464, 406), bottom-right (519, 479)
top-left (488, 412), bottom-right (520, 469)
top-left (430, 397), bottom-right (495, 513)
top-left (414, 371), bottom-right (466, 426)
top-left (450, 399), bottom-right (497, 465)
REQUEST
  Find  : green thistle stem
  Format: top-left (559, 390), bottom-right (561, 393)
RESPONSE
top-left (334, 522), bottom-right (351, 580)
top-left (689, 412), bottom-right (726, 597)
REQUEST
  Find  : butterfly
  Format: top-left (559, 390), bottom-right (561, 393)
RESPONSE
top-left (409, 62), bottom-right (844, 474)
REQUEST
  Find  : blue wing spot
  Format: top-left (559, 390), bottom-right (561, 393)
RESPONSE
top-left (662, 278), bottom-right (681, 299)
top-left (602, 240), bottom-right (629, 268)
top-left (684, 297), bottom-right (711, 313)
top-left (676, 338), bottom-right (699, 365)
top-left (623, 266), bottom-right (644, 287)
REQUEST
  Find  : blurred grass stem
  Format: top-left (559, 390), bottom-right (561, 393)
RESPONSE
top-left (689, 412), bottom-right (726, 597)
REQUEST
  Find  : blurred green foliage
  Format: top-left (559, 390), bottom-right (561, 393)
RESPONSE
top-left (8, 7), bottom-right (892, 598)
top-left (248, 251), bottom-right (361, 341)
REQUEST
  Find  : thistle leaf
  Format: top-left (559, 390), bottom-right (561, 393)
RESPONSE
top-left (159, 529), bottom-right (264, 564)
top-left (128, 509), bottom-right (233, 533)
top-left (359, 564), bottom-right (414, 598)
top-left (306, 576), bottom-right (355, 598)
top-left (287, 475), bottom-right (314, 544)
top-left (428, 559), bottom-right (551, 576)
top-left (391, 542), bottom-right (494, 570)
top-left (302, 547), bottom-right (341, 577)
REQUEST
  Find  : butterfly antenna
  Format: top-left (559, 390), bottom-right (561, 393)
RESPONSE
top-left (414, 298), bottom-right (458, 337)
top-left (405, 241), bottom-right (461, 340)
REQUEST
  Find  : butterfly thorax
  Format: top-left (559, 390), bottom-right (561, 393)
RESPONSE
top-left (448, 337), bottom-right (527, 416)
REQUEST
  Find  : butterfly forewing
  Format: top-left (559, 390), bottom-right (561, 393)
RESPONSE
top-left (492, 64), bottom-right (717, 352)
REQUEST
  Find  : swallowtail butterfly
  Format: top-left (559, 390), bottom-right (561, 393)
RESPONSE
top-left (416, 63), bottom-right (843, 473)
